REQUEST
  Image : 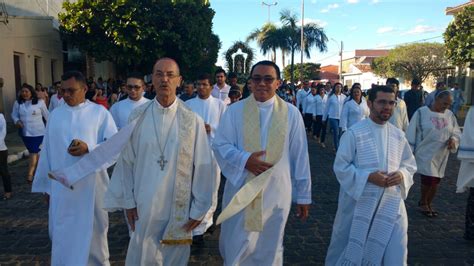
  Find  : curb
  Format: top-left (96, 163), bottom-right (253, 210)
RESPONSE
top-left (7, 149), bottom-right (29, 164)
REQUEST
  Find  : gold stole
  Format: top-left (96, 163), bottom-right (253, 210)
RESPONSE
top-left (216, 96), bottom-right (288, 231)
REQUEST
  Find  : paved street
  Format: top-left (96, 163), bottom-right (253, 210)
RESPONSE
top-left (1, 135), bottom-right (473, 265)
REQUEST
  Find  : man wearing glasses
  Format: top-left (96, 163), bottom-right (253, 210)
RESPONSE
top-left (32, 71), bottom-right (118, 265)
top-left (104, 58), bottom-right (214, 265)
top-left (109, 72), bottom-right (150, 130)
top-left (326, 85), bottom-right (417, 265)
top-left (213, 60), bottom-right (312, 265)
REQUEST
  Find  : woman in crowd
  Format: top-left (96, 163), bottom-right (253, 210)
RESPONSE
top-left (35, 83), bottom-right (50, 107)
top-left (11, 84), bottom-right (49, 184)
top-left (407, 90), bottom-right (461, 217)
top-left (312, 84), bottom-right (328, 147)
top-left (339, 83), bottom-right (369, 133)
top-left (323, 82), bottom-right (346, 151)
top-left (0, 112), bottom-right (12, 199)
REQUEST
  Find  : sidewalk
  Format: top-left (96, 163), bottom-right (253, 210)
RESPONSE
top-left (5, 123), bottom-right (29, 164)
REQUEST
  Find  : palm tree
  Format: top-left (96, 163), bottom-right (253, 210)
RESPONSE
top-left (279, 9), bottom-right (328, 82)
top-left (246, 23), bottom-right (280, 62)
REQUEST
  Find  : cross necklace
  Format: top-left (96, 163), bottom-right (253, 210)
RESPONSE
top-left (151, 103), bottom-right (177, 170)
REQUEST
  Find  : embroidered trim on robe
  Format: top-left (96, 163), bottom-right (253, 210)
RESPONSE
top-left (216, 96), bottom-right (288, 231)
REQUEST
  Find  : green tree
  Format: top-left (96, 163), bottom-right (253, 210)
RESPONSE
top-left (279, 9), bottom-right (328, 83)
top-left (372, 43), bottom-right (448, 82)
top-left (59, 0), bottom-right (220, 79)
top-left (283, 63), bottom-right (321, 81)
top-left (443, 6), bottom-right (474, 66)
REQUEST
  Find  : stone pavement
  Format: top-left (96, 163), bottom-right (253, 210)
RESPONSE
top-left (1, 129), bottom-right (474, 265)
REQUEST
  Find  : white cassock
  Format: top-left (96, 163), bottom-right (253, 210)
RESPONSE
top-left (339, 98), bottom-right (370, 132)
top-left (406, 106), bottom-right (461, 178)
top-left (32, 100), bottom-right (117, 265)
top-left (104, 99), bottom-right (215, 265)
top-left (185, 96), bottom-right (226, 235)
top-left (388, 98), bottom-right (409, 131)
top-left (456, 106), bottom-right (474, 192)
top-left (326, 118), bottom-right (417, 265)
top-left (212, 96), bottom-right (311, 265)
top-left (109, 97), bottom-right (150, 130)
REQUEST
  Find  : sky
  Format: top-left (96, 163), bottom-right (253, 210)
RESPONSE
top-left (209, 0), bottom-right (465, 69)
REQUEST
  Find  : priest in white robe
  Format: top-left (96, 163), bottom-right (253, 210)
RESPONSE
top-left (109, 72), bottom-right (150, 130)
top-left (32, 71), bottom-right (117, 265)
top-left (185, 73), bottom-right (226, 239)
top-left (104, 58), bottom-right (215, 265)
top-left (456, 106), bottom-right (474, 240)
top-left (406, 90), bottom-right (461, 217)
top-left (213, 61), bottom-right (312, 265)
top-left (386, 78), bottom-right (409, 131)
top-left (326, 85), bottom-right (417, 265)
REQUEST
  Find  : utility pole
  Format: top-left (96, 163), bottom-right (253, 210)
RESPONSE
top-left (300, 0), bottom-right (304, 82)
top-left (262, 1), bottom-right (278, 23)
top-left (339, 41), bottom-right (343, 82)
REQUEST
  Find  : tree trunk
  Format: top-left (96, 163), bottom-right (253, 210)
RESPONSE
top-left (290, 48), bottom-right (295, 84)
top-left (282, 49), bottom-right (286, 68)
top-left (272, 48), bottom-right (276, 63)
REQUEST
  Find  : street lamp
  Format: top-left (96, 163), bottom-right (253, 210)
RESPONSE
top-left (300, 0), bottom-right (304, 81)
top-left (262, 1), bottom-right (277, 23)
top-left (331, 38), bottom-right (344, 82)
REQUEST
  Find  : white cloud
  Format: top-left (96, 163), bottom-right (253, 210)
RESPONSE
top-left (311, 0), bottom-right (317, 3)
top-left (402, 25), bottom-right (438, 35)
top-left (375, 42), bottom-right (389, 48)
top-left (377, 26), bottom-right (395, 34)
top-left (320, 3), bottom-right (339, 13)
top-left (347, 0), bottom-right (359, 3)
top-left (299, 18), bottom-right (328, 27)
top-left (371, 0), bottom-right (380, 4)
top-left (348, 26), bottom-right (358, 31)
top-left (416, 18), bottom-right (425, 23)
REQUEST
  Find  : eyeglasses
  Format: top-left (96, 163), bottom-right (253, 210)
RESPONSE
top-left (251, 76), bottom-right (276, 84)
top-left (374, 99), bottom-right (398, 107)
top-left (155, 72), bottom-right (179, 79)
top-left (126, 84), bottom-right (142, 90)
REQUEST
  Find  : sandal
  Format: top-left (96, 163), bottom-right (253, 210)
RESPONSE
top-left (429, 206), bottom-right (439, 217)
top-left (3, 193), bottom-right (12, 200)
top-left (418, 201), bottom-right (433, 217)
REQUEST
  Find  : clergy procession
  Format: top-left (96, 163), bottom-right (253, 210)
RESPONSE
top-left (1, 57), bottom-right (473, 265)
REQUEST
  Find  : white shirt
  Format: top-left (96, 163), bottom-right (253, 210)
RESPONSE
top-left (0, 114), bottom-right (7, 151)
top-left (313, 94), bottom-right (328, 116)
top-left (324, 93), bottom-right (347, 120)
top-left (296, 88), bottom-right (311, 109)
top-left (11, 99), bottom-right (49, 137)
top-left (388, 98), bottom-right (409, 132)
top-left (340, 98), bottom-right (370, 132)
top-left (109, 97), bottom-right (150, 130)
top-left (303, 93), bottom-right (318, 114)
top-left (211, 83), bottom-right (231, 105)
top-left (49, 94), bottom-right (64, 112)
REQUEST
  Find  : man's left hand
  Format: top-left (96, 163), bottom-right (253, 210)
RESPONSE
top-left (68, 139), bottom-right (89, 156)
top-left (182, 219), bottom-right (202, 232)
top-left (204, 124), bottom-right (211, 135)
top-left (296, 204), bottom-right (310, 221)
top-left (447, 137), bottom-right (456, 150)
top-left (386, 171), bottom-right (403, 187)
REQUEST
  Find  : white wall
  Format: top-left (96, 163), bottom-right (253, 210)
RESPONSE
top-left (0, 16), bottom-right (63, 119)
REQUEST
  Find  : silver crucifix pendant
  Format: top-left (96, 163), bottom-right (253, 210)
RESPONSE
top-left (158, 155), bottom-right (168, 171)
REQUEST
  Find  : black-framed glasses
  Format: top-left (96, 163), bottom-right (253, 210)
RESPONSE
top-left (251, 76), bottom-right (276, 84)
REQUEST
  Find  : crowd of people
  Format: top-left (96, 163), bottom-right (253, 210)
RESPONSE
top-left (0, 57), bottom-right (472, 265)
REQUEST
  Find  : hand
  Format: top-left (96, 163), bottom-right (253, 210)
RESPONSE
top-left (312, 116), bottom-right (316, 122)
top-left (126, 208), bottom-right (139, 232)
top-left (182, 219), bottom-right (202, 232)
top-left (296, 204), bottom-right (310, 221)
top-left (15, 121), bottom-right (23, 128)
top-left (386, 171), bottom-right (403, 187)
top-left (447, 138), bottom-right (456, 150)
top-left (245, 151), bottom-right (273, 176)
top-left (368, 171), bottom-right (388, 188)
top-left (204, 124), bottom-right (211, 135)
top-left (67, 139), bottom-right (89, 156)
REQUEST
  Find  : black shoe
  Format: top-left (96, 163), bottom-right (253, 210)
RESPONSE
top-left (193, 235), bottom-right (204, 245)
top-left (207, 224), bottom-right (216, 235)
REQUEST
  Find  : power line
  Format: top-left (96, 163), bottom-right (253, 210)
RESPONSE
top-left (370, 35), bottom-right (443, 49)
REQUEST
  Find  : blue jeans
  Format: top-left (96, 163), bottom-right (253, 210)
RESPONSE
top-left (328, 118), bottom-right (340, 150)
